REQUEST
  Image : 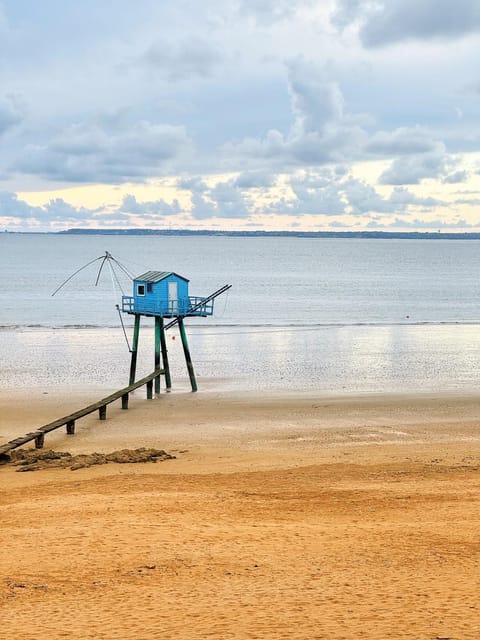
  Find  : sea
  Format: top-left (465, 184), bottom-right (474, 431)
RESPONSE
top-left (1, 233), bottom-right (480, 394)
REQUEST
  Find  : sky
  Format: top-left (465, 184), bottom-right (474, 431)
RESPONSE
top-left (1, 0), bottom-right (480, 232)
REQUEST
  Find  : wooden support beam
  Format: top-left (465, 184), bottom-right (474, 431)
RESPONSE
top-left (154, 317), bottom-right (161, 394)
top-left (178, 317), bottom-right (197, 392)
top-left (159, 316), bottom-right (172, 390)
top-left (129, 314), bottom-right (141, 385)
top-left (99, 405), bottom-right (107, 420)
top-left (121, 393), bottom-right (129, 410)
top-left (66, 420), bottom-right (75, 435)
top-left (146, 380), bottom-right (153, 399)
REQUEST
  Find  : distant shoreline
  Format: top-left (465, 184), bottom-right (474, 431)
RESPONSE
top-left (3, 228), bottom-right (480, 239)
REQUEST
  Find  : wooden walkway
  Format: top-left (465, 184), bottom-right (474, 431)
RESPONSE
top-left (0, 369), bottom-right (164, 458)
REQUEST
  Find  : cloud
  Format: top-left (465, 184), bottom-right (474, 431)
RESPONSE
top-left (0, 189), bottom-right (187, 228)
top-left (0, 191), bottom-right (35, 218)
top-left (379, 145), bottom-right (453, 185)
top-left (330, 0), bottom-right (365, 30)
top-left (225, 58), bottom-right (367, 169)
top-left (267, 171), bottom-right (346, 215)
top-left (140, 37), bottom-right (222, 81)
top-left (238, 0), bottom-right (314, 24)
top-left (343, 180), bottom-right (440, 214)
top-left (366, 126), bottom-right (439, 156)
top-left (223, 58), bottom-right (459, 185)
top-left (119, 194), bottom-right (181, 215)
top-left (368, 217), bottom-right (476, 229)
top-left (233, 170), bottom-right (276, 188)
top-left (454, 196), bottom-right (480, 206)
top-left (0, 95), bottom-right (23, 136)
top-left (265, 170), bottom-right (441, 217)
top-left (443, 170), bottom-right (468, 184)
top-left (177, 176), bottom-right (209, 191)
top-left (189, 180), bottom-right (252, 219)
top-left (0, 191), bottom-right (91, 221)
top-left (332, 0), bottom-right (480, 47)
top-left (15, 120), bottom-right (192, 183)
top-left (0, 1), bottom-right (477, 232)
top-left (367, 127), bottom-right (462, 186)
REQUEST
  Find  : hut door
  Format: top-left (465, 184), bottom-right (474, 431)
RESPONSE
top-left (168, 281), bottom-right (178, 314)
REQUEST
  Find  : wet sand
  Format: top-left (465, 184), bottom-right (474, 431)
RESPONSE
top-left (1, 388), bottom-right (480, 639)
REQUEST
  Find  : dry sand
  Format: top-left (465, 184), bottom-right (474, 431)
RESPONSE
top-left (1, 387), bottom-right (480, 639)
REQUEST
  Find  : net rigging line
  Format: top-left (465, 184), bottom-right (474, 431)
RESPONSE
top-left (51, 251), bottom-right (134, 351)
top-left (51, 254), bottom-right (108, 297)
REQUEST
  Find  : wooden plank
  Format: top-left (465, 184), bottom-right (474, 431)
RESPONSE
top-left (37, 369), bottom-right (165, 433)
top-left (0, 368), bottom-right (165, 456)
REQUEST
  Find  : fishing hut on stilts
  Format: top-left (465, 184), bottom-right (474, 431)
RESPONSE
top-left (53, 251), bottom-right (231, 393)
top-left (0, 252), bottom-right (231, 458)
top-left (121, 270), bottom-right (231, 392)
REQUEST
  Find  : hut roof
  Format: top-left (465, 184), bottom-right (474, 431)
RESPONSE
top-left (135, 271), bottom-right (189, 283)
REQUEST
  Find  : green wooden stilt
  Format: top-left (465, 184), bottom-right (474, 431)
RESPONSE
top-left (154, 317), bottom-right (161, 393)
top-left (178, 317), bottom-right (197, 392)
top-left (129, 314), bottom-right (141, 385)
top-left (146, 380), bottom-right (153, 399)
top-left (159, 317), bottom-right (172, 390)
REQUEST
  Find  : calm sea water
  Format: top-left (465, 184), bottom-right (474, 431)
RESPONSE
top-left (1, 233), bottom-right (480, 393)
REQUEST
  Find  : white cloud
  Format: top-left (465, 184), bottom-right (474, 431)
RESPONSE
top-left (224, 58), bottom-right (367, 169)
top-left (234, 170), bottom-right (276, 188)
top-left (139, 37), bottom-right (223, 81)
top-left (120, 194), bottom-right (181, 215)
top-left (0, 191), bottom-right (92, 222)
top-left (189, 180), bottom-right (253, 219)
top-left (366, 127), bottom-right (440, 156)
top-left (266, 170), bottom-right (442, 217)
top-left (0, 0), bottom-right (478, 230)
top-left (238, 0), bottom-right (315, 24)
top-left (379, 145), bottom-right (455, 184)
top-left (0, 94), bottom-right (23, 136)
top-left (443, 170), bottom-right (468, 184)
top-left (15, 120), bottom-right (192, 183)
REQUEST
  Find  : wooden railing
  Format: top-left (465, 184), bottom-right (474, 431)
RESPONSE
top-left (121, 296), bottom-right (214, 317)
top-left (0, 369), bottom-right (164, 458)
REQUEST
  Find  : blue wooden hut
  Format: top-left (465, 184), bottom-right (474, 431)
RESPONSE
top-left (122, 271), bottom-right (213, 318)
top-left (121, 269), bottom-right (230, 393)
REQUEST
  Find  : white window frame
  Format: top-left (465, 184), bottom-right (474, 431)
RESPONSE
top-left (137, 284), bottom-right (146, 296)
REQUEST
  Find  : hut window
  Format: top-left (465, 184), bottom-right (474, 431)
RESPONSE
top-left (137, 284), bottom-right (145, 296)
top-left (147, 283), bottom-right (153, 293)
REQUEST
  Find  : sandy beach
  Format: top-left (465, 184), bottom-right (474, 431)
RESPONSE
top-left (2, 388), bottom-right (480, 639)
